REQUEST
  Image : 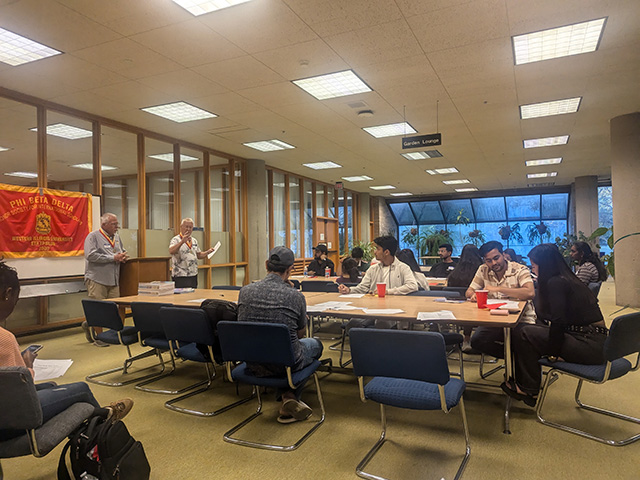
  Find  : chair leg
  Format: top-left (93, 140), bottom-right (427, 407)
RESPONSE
top-left (223, 372), bottom-right (325, 451)
top-left (339, 328), bottom-right (352, 368)
top-left (86, 348), bottom-right (167, 387)
top-left (456, 397), bottom-right (472, 480)
top-left (536, 371), bottom-right (640, 446)
top-left (479, 354), bottom-right (504, 379)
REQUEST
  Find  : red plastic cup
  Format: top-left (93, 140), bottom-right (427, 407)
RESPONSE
top-left (476, 290), bottom-right (488, 309)
top-left (376, 283), bottom-right (387, 298)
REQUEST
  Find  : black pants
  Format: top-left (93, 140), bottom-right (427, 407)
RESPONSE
top-left (173, 275), bottom-right (197, 288)
top-left (511, 325), bottom-right (606, 395)
top-left (470, 326), bottom-right (511, 359)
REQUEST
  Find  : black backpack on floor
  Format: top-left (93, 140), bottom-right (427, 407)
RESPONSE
top-left (199, 298), bottom-right (239, 364)
top-left (57, 415), bottom-right (150, 480)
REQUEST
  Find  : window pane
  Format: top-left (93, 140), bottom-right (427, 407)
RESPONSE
top-left (440, 199), bottom-right (474, 224)
top-left (506, 195), bottom-right (540, 220)
top-left (472, 197), bottom-right (506, 222)
top-left (346, 192), bottom-right (353, 255)
top-left (399, 225), bottom-right (419, 258)
top-left (598, 186), bottom-right (613, 254)
top-left (304, 181), bottom-right (313, 257)
top-left (181, 148), bottom-right (204, 227)
top-left (410, 201), bottom-right (444, 223)
top-left (316, 185), bottom-right (325, 217)
top-left (388, 203), bottom-right (415, 225)
top-left (146, 138), bottom-right (174, 238)
top-left (338, 191), bottom-right (345, 252)
top-left (290, 176), bottom-right (301, 256)
top-left (273, 172), bottom-right (286, 247)
top-left (210, 166), bottom-right (230, 264)
top-left (328, 187), bottom-right (335, 218)
top-left (235, 164), bottom-right (245, 262)
top-left (541, 193), bottom-right (568, 220)
top-left (0, 98), bottom-right (37, 187)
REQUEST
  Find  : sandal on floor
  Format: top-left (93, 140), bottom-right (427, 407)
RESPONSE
top-left (500, 379), bottom-right (538, 407)
top-left (277, 414), bottom-right (299, 424)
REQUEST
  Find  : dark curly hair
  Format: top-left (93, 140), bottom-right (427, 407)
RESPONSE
top-left (0, 260), bottom-right (20, 297)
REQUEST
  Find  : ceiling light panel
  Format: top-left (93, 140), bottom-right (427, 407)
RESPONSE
top-left (171, 0), bottom-right (252, 16)
top-left (520, 97), bottom-right (581, 119)
top-left (341, 175), bottom-right (373, 182)
top-left (243, 140), bottom-right (295, 152)
top-left (401, 150), bottom-right (442, 160)
top-left (523, 135), bottom-right (569, 148)
top-left (426, 167), bottom-right (459, 175)
top-left (455, 188), bottom-right (478, 192)
top-left (527, 172), bottom-right (558, 178)
top-left (0, 27), bottom-right (62, 66)
top-left (525, 158), bottom-right (563, 167)
top-left (390, 192), bottom-right (412, 197)
top-left (141, 101), bottom-right (216, 123)
top-left (369, 185), bottom-right (396, 190)
top-left (513, 18), bottom-right (606, 65)
top-left (148, 153), bottom-right (199, 162)
top-left (30, 123), bottom-right (92, 139)
top-left (71, 163), bottom-right (117, 171)
top-left (4, 171), bottom-right (38, 178)
top-left (292, 70), bottom-right (372, 100)
top-left (0, 146), bottom-right (11, 151)
top-left (303, 161), bottom-right (342, 170)
top-left (363, 122), bottom-right (416, 138)
top-left (442, 179), bottom-right (470, 185)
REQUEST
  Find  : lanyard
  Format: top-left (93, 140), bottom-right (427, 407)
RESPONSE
top-left (99, 228), bottom-right (115, 249)
top-left (180, 233), bottom-right (192, 249)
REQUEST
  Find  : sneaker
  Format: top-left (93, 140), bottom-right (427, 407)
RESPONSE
top-left (281, 399), bottom-right (312, 421)
top-left (107, 398), bottom-right (134, 423)
top-left (461, 340), bottom-right (479, 355)
top-left (93, 339), bottom-right (110, 347)
top-left (81, 321), bottom-right (93, 343)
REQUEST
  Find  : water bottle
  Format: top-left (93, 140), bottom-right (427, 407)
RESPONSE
top-left (303, 266), bottom-right (308, 277)
top-left (325, 266), bottom-right (330, 278)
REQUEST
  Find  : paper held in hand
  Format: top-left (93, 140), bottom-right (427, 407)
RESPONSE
top-left (207, 241), bottom-right (222, 259)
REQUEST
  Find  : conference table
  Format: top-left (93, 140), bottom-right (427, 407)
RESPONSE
top-left (109, 288), bottom-right (524, 433)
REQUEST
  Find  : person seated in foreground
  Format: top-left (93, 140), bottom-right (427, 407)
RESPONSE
top-left (505, 244), bottom-right (607, 407)
top-left (336, 257), bottom-right (360, 284)
top-left (338, 236), bottom-right (418, 296)
top-left (307, 244), bottom-right (335, 277)
top-left (467, 241), bottom-right (536, 358)
top-left (0, 261), bottom-right (133, 441)
top-left (350, 247), bottom-right (370, 273)
top-left (237, 247), bottom-right (323, 424)
top-left (395, 249), bottom-right (430, 291)
top-left (428, 243), bottom-right (458, 278)
top-left (570, 241), bottom-right (608, 285)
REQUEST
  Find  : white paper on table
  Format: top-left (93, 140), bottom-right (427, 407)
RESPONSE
top-left (207, 241), bottom-right (222, 259)
top-left (186, 298), bottom-right (209, 303)
top-left (362, 308), bottom-right (405, 315)
top-left (416, 310), bottom-right (457, 321)
top-left (307, 305), bottom-right (328, 312)
top-left (487, 299), bottom-right (520, 310)
top-left (313, 301), bottom-right (352, 308)
top-left (339, 293), bottom-right (365, 298)
top-left (329, 306), bottom-right (363, 311)
top-left (33, 358), bottom-right (73, 382)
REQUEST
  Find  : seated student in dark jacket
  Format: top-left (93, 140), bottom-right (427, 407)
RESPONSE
top-left (351, 247), bottom-right (370, 273)
top-left (335, 257), bottom-right (360, 284)
top-left (307, 244), bottom-right (335, 276)
top-left (505, 243), bottom-right (607, 407)
top-left (428, 243), bottom-right (458, 278)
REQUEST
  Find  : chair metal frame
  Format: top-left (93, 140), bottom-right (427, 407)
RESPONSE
top-left (218, 321), bottom-right (326, 452)
top-left (535, 312), bottom-right (640, 446)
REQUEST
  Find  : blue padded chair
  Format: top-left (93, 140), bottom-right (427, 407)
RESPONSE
top-left (443, 286), bottom-right (468, 298)
top-left (289, 279), bottom-right (301, 290)
top-left (301, 281), bottom-right (339, 292)
top-left (217, 321), bottom-right (326, 451)
top-left (350, 328), bottom-right (470, 480)
top-left (159, 306), bottom-right (253, 417)
top-left (211, 285), bottom-right (242, 290)
top-left (0, 367), bottom-right (94, 475)
top-left (82, 299), bottom-right (161, 387)
top-left (536, 312), bottom-right (640, 446)
top-left (588, 281), bottom-right (602, 297)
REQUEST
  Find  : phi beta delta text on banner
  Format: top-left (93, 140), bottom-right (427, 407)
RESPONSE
top-left (0, 183), bottom-right (92, 258)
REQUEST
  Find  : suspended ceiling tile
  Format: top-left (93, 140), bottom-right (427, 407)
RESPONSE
top-left (193, 55), bottom-right (284, 90)
top-left (192, 91), bottom-right (261, 117)
top-left (138, 69), bottom-right (229, 100)
top-left (238, 81), bottom-right (318, 109)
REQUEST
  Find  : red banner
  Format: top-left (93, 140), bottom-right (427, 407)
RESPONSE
top-left (0, 183), bottom-right (92, 258)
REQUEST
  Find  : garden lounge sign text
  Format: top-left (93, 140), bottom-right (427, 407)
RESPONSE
top-left (401, 133), bottom-right (442, 149)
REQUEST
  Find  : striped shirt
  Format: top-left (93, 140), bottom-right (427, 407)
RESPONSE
top-left (575, 262), bottom-right (600, 285)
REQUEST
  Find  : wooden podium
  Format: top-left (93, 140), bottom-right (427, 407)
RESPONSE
top-left (119, 257), bottom-right (171, 296)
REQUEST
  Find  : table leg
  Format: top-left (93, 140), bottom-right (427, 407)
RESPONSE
top-left (503, 326), bottom-right (512, 434)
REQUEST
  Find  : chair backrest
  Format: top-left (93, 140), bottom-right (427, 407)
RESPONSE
top-left (604, 312), bottom-right (640, 361)
top-left (81, 299), bottom-right (124, 330)
top-left (217, 321), bottom-right (296, 367)
top-left (211, 285), bottom-right (242, 290)
top-left (301, 281), bottom-right (339, 292)
top-left (0, 367), bottom-right (42, 431)
top-left (160, 307), bottom-right (216, 346)
top-left (443, 286), bottom-right (468, 298)
top-left (131, 302), bottom-right (172, 336)
top-left (350, 329), bottom-right (450, 385)
top-left (588, 282), bottom-right (602, 297)
top-left (289, 279), bottom-right (301, 290)
top-left (408, 290), bottom-right (460, 299)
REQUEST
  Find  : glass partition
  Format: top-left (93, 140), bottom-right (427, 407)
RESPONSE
top-left (304, 181), bottom-right (313, 257)
top-left (210, 165), bottom-right (230, 264)
top-left (234, 163), bottom-right (245, 262)
top-left (180, 147), bottom-right (204, 227)
top-left (290, 176), bottom-right (301, 256)
top-left (272, 171), bottom-right (286, 247)
top-left (0, 98), bottom-right (37, 187)
top-left (145, 138), bottom-right (174, 256)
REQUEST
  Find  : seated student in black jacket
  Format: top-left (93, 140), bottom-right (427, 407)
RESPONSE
top-left (428, 243), bottom-right (458, 278)
top-left (307, 244), bottom-right (335, 276)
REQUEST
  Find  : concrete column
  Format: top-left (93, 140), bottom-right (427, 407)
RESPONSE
top-left (574, 176), bottom-right (599, 237)
top-left (245, 158), bottom-right (267, 282)
top-left (610, 113), bottom-right (640, 307)
top-left (359, 192), bottom-right (371, 243)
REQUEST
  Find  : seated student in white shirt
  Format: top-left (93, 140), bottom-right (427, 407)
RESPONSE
top-left (338, 236), bottom-right (418, 296)
top-left (395, 248), bottom-right (430, 291)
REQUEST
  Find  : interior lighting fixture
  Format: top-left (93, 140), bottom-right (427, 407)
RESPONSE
top-left (102, 183), bottom-right (125, 189)
top-left (369, 185), bottom-right (396, 190)
top-left (70, 163), bottom-right (117, 171)
top-left (402, 150), bottom-right (442, 160)
top-left (523, 135), bottom-right (569, 148)
top-left (527, 172), bottom-right (558, 178)
top-left (30, 123), bottom-right (92, 139)
top-left (455, 188), bottom-right (478, 192)
top-left (148, 153), bottom-right (199, 162)
top-left (171, 0), bottom-right (252, 16)
top-left (528, 182), bottom-right (555, 187)
top-left (0, 27), bottom-right (62, 66)
top-left (363, 122), bottom-right (416, 138)
top-left (341, 175), bottom-right (373, 182)
top-left (4, 171), bottom-right (38, 178)
top-left (293, 70), bottom-right (372, 100)
top-left (442, 179), bottom-right (470, 185)
top-left (0, 146), bottom-right (11, 152)
top-left (302, 161), bottom-right (342, 170)
top-left (426, 167), bottom-right (459, 175)
top-left (141, 101), bottom-right (216, 123)
top-left (525, 158), bottom-right (562, 167)
top-left (513, 18), bottom-right (606, 65)
top-left (244, 140), bottom-right (295, 152)
top-left (520, 98), bottom-right (581, 119)
top-left (390, 192), bottom-right (412, 197)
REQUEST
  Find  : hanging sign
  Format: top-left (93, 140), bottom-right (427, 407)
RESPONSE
top-left (0, 183), bottom-right (92, 258)
top-left (334, 182), bottom-right (343, 190)
top-left (401, 133), bottom-right (442, 149)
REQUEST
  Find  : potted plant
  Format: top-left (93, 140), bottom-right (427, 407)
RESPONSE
top-left (526, 222), bottom-right (552, 244)
top-left (401, 227), bottom-right (418, 248)
top-left (464, 229), bottom-right (485, 247)
top-left (417, 227), bottom-right (453, 257)
top-left (498, 223), bottom-right (523, 246)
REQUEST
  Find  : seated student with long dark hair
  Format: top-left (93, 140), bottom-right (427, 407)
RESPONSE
top-left (446, 244), bottom-right (483, 352)
top-left (0, 261), bottom-right (133, 441)
top-left (396, 249), bottom-right (430, 291)
top-left (335, 257), bottom-right (360, 284)
top-left (504, 244), bottom-right (607, 406)
top-left (570, 241), bottom-right (608, 285)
